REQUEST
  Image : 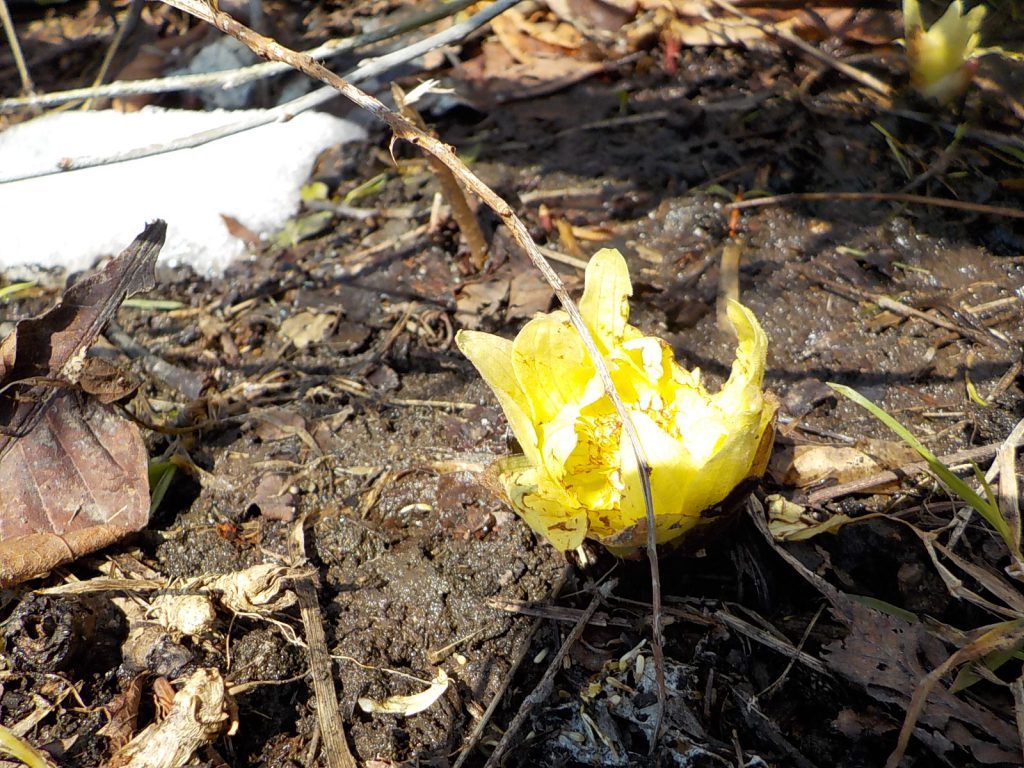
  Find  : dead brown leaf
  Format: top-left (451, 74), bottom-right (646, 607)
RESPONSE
top-left (749, 498), bottom-right (1020, 765)
top-left (769, 440), bottom-right (919, 488)
top-left (455, 278), bottom-right (509, 329)
top-left (547, 0), bottom-right (638, 35)
top-left (79, 356), bottom-right (141, 404)
top-left (507, 269), bottom-right (555, 320)
top-left (451, 38), bottom-right (606, 106)
top-left (0, 222), bottom-right (165, 587)
top-left (98, 674), bottom-right (146, 750)
top-left (0, 220), bottom-right (164, 456)
top-left (824, 602), bottom-right (1020, 765)
top-left (278, 310), bottom-right (336, 350)
top-left (246, 474), bottom-right (297, 522)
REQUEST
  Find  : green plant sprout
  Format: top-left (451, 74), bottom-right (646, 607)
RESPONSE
top-left (828, 383), bottom-right (1017, 557)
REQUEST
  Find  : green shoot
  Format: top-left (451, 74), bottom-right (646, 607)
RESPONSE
top-left (828, 383), bottom-right (1015, 552)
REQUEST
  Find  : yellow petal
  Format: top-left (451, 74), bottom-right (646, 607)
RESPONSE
top-left (455, 330), bottom-right (541, 467)
top-left (579, 248), bottom-right (632, 349)
top-left (932, 1), bottom-right (984, 61)
top-left (615, 411), bottom-right (696, 539)
top-left (511, 313), bottom-right (595, 427)
top-left (904, 0), bottom-right (986, 103)
top-left (357, 669), bottom-right (449, 716)
top-left (902, 0), bottom-right (923, 34)
top-left (715, 300), bottom-right (768, 415)
top-left (498, 456), bottom-right (588, 550)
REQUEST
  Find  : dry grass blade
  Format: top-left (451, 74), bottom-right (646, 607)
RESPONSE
top-left (886, 619), bottom-right (1024, 768)
top-left (0, 0), bottom-right (34, 95)
top-left (154, 0), bottom-right (667, 745)
top-left (482, 580), bottom-right (614, 767)
top-left (392, 83), bottom-right (488, 269)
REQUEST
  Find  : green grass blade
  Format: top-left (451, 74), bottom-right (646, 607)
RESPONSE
top-left (828, 383), bottom-right (1013, 545)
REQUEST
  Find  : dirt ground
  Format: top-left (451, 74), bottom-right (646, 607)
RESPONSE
top-left (2, 1), bottom-right (1024, 767)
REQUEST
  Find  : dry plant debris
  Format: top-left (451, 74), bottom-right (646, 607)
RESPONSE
top-left (104, 668), bottom-right (238, 768)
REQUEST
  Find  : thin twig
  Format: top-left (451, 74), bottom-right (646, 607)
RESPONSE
top-left (289, 516), bottom-right (356, 768)
top-left (155, 0), bottom-right (667, 744)
top-left (0, 0), bottom-right (34, 95)
top-left (801, 268), bottom-right (1013, 351)
top-left (0, 0), bottom-right (525, 185)
top-left (482, 580), bottom-right (614, 768)
top-left (727, 190), bottom-right (1024, 220)
top-left (84, 0), bottom-right (144, 110)
top-left (0, 0), bottom-right (478, 112)
top-left (452, 565), bottom-right (571, 768)
top-left (705, 0), bottom-right (892, 96)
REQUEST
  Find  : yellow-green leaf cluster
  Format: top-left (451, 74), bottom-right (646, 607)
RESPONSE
top-left (456, 248), bottom-right (776, 556)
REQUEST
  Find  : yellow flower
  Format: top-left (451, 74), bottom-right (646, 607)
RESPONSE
top-left (456, 248), bottom-right (776, 556)
top-left (903, 0), bottom-right (986, 104)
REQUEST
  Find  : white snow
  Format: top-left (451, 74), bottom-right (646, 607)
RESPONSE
top-left (0, 107), bottom-right (365, 274)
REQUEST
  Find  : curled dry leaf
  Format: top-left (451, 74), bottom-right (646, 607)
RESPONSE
top-left (208, 563), bottom-right (297, 614)
top-left (278, 310), bottom-right (336, 350)
top-left (766, 494), bottom-right (856, 541)
top-left (769, 440), bottom-right (919, 489)
top-left (97, 675), bottom-right (146, 751)
top-left (0, 222), bottom-right (165, 587)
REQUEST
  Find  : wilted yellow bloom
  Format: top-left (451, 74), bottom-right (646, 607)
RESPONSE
top-left (903, 0), bottom-right (986, 104)
top-left (456, 249), bottom-right (776, 556)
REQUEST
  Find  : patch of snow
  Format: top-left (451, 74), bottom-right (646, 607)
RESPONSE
top-left (0, 107), bottom-right (365, 274)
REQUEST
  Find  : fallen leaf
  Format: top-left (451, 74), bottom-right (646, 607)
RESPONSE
top-left (272, 211), bottom-right (334, 249)
top-left (0, 395), bottom-right (148, 540)
top-left (547, 0), bottom-right (638, 34)
top-left (769, 444), bottom-right (884, 487)
top-left (246, 474), bottom-right (296, 522)
top-left (0, 220), bottom-right (164, 457)
top-left (98, 675), bottom-right (146, 750)
top-left (507, 269), bottom-right (554, 320)
top-left (78, 356), bottom-right (140, 404)
top-left (766, 494), bottom-right (856, 540)
top-left (220, 214), bottom-right (261, 246)
top-left (824, 602), bottom-right (1019, 765)
top-left (455, 279), bottom-right (509, 329)
top-left (279, 310), bottom-right (336, 350)
top-left (0, 223), bottom-right (165, 587)
top-left (451, 39), bottom-right (606, 106)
